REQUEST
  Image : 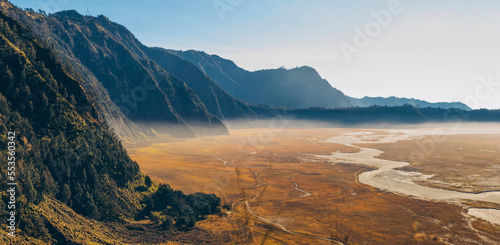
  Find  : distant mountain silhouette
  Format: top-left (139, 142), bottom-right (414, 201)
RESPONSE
top-left (349, 96), bottom-right (471, 110)
top-left (168, 50), bottom-right (353, 109)
top-left (286, 105), bottom-right (498, 125)
top-left (0, 2), bottom-right (487, 138)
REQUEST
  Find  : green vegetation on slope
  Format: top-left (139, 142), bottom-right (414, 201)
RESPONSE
top-left (0, 8), bottom-right (221, 243)
top-left (0, 10), bottom-right (139, 221)
top-left (140, 184), bottom-right (221, 231)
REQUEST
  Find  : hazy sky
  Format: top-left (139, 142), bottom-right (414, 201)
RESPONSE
top-left (11, 0), bottom-right (500, 109)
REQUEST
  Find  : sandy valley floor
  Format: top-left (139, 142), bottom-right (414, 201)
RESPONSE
top-left (126, 127), bottom-right (500, 244)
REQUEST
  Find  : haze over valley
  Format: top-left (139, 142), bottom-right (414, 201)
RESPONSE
top-left (1, 1), bottom-right (499, 244)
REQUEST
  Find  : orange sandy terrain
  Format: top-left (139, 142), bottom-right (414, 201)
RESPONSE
top-left (126, 128), bottom-right (500, 244)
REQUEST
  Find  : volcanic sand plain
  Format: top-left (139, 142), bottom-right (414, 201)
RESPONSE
top-left (126, 128), bottom-right (500, 244)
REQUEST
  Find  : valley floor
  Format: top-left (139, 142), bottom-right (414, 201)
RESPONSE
top-left (126, 127), bottom-right (500, 244)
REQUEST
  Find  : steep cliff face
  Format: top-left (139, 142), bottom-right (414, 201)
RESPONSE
top-left (0, 6), bottom-right (140, 228)
top-left (0, 4), bottom-right (224, 242)
top-left (1, 4), bottom-right (228, 138)
top-left (145, 47), bottom-right (277, 122)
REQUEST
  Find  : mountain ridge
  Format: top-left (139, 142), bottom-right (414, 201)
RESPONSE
top-left (0, 4), bottom-right (224, 243)
top-left (170, 49), bottom-right (472, 111)
top-left (0, 5), bottom-right (228, 138)
top-left (168, 49), bottom-right (353, 109)
top-left (144, 46), bottom-right (278, 123)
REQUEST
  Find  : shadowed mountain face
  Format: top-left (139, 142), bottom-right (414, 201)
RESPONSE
top-left (0, 5), bottom-right (227, 138)
top-left (0, 7), bottom-right (224, 243)
top-left (144, 47), bottom-right (277, 122)
top-left (349, 96), bottom-right (472, 111)
top-left (0, 6), bottom-right (140, 222)
top-left (168, 50), bottom-right (353, 109)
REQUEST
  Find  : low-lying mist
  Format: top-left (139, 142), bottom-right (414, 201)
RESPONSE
top-left (224, 119), bottom-right (500, 133)
top-left (123, 119), bottom-right (500, 143)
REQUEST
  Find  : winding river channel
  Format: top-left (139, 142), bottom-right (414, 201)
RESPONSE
top-left (318, 130), bottom-right (500, 226)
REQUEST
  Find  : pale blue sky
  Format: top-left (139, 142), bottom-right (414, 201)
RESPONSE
top-left (10, 0), bottom-right (500, 109)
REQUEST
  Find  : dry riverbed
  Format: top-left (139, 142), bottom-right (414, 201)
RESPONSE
top-left (316, 129), bottom-right (500, 226)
